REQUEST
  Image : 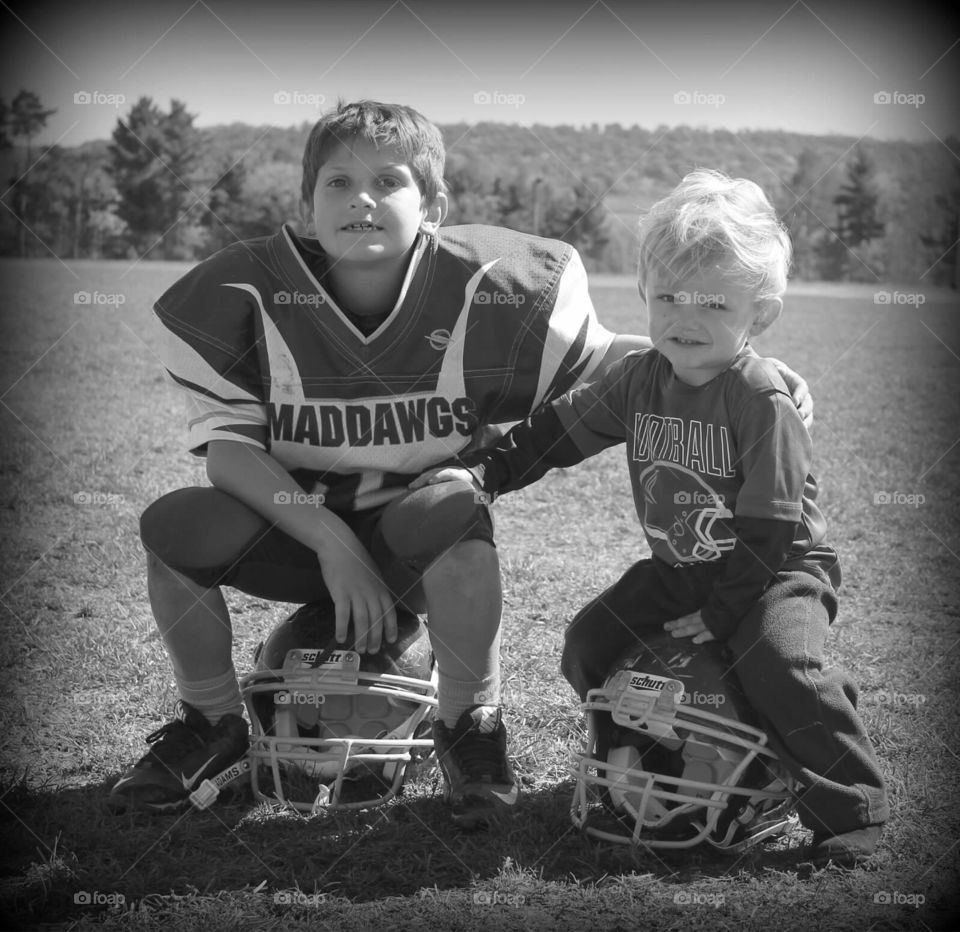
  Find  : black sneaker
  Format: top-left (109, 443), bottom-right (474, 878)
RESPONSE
top-left (807, 824), bottom-right (882, 868)
top-left (108, 701), bottom-right (249, 814)
top-left (433, 705), bottom-right (518, 828)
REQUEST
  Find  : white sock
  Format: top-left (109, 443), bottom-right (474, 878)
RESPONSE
top-left (175, 668), bottom-right (244, 725)
top-left (437, 671), bottom-right (500, 728)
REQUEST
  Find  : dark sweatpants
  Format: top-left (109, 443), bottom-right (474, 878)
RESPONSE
top-left (561, 553), bottom-right (889, 837)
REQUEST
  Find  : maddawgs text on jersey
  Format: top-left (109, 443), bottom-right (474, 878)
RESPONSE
top-left (154, 224), bottom-right (614, 511)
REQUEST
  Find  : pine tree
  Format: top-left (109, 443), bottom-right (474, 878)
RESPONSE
top-left (109, 97), bottom-right (201, 258)
top-left (919, 136), bottom-right (959, 289)
top-left (200, 159), bottom-right (247, 254)
top-left (834, 146), bottom-right (884, 248)
top-left (4, 90), bottom-right (56, 256)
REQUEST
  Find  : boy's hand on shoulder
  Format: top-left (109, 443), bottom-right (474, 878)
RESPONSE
top-left (316, 535), bottom-right (397, 654)
top-left (768, 357), bottom-right (814, 428)
top-left (409, 466), bottom-right (478, 490)
top-left (664, 611), bottom-right (716, 644)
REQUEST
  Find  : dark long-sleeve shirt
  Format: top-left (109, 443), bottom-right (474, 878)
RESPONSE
top-left (460, 348), bottom-right (830, 639)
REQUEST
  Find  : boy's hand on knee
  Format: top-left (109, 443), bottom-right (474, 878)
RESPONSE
top-left (317, 538), bottom-right (397, 653)
top-left (409, 466), bottom-right (477, 490)
top-left (664, 611), bottom-right (716, 644)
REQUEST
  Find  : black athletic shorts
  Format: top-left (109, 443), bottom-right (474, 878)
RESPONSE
top-left (139, 482), bottom-right (495, 613)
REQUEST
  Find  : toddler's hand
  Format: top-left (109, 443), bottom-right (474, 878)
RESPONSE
top-left (664, 611), bottom-right (716, 644)
top-left (409, 466), bottom-right (476, 489)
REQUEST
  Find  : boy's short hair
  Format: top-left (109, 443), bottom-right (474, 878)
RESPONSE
top-left (637, 169), bottom-right (792, 302)
top-left (300, 99), bottom-right (446, 205)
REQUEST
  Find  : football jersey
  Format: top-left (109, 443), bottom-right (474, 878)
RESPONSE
top-left (466, 348), bottom-right (827, 567)
top-left (154, 223), bottom-right (614, 512)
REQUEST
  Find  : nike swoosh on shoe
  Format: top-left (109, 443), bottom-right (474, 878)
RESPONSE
top-left (486, 785), bottom-right (519, 805)
top-left (181, 755), bottom-right (218, 791)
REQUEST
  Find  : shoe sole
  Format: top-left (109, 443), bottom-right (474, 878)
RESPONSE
top-left (107, 793), bottom-right (190, 815)
top-left (801, 850), bottom-right (876, 870)
top-left (445, 787), bottom-right (518, 829)
top-left (449, 806), bottom-right (510, 830)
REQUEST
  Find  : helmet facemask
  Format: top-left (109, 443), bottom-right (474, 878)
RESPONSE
top-left (241, 604), bottom-right (437, 813)
top-left (571, 645), bottom-right (799, 850)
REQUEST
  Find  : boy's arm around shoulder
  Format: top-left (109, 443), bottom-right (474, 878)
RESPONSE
top-left (412, 401), bottom-right (587, 500)
top-left (413, 355), bottom-right (639, 500)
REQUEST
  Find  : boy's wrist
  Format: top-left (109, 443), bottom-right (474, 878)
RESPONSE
top-left (457, 456), bottom-right (498, 500)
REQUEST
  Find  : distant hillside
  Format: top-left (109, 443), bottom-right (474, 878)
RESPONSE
top-left (2, 117), bottom-right (956, 284)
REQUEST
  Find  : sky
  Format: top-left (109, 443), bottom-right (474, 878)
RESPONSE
top-left (0, 0), bottom-right (957, 148)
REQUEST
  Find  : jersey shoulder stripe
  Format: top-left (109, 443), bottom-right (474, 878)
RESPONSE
top-left (437, 225), bottom-right (613, 421)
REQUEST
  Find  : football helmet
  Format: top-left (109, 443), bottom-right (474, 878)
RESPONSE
top-left (240, 601), bottom-right (437, 813)
top-left (571, 630), bottom-right (799, 850)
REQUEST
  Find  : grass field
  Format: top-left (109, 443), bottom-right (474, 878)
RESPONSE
top-left (1, 258), bottom-right (958, 931)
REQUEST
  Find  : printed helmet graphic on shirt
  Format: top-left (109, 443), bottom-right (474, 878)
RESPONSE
top-left (639, 462), bottom-right (736, 564)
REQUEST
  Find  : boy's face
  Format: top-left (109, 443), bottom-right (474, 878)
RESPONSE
top-left (643, 263), bottom-right (781, 386)
top-left (306, 138), bottom-right (445, 270)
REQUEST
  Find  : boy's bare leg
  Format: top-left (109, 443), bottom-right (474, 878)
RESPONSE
top-left (109, 555), bottom-right (248, 812)
top-left (147, 553), bottom-right (234, 681)
top-left (422, 540), bottom-right (502, 724)
top-left (422, 540), bottom-right (517, 826)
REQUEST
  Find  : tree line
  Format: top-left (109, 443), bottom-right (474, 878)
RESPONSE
top-left (1, 91), bottom-right (957, 287)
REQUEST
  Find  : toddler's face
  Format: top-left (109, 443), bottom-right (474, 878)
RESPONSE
top-left (307, 138), bottom-right (432, 269)
top-left (643, 264), bottom-right (771, 386)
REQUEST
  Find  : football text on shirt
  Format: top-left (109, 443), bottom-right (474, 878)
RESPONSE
top-left (632, 413), bottom-right (735, 478)
top-left (268, 397), bottom-right (479, 447)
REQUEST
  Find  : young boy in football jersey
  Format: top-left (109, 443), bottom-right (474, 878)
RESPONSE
top-left (110, 102), bottom-right (812, 829)
top-left (415, 169), bottom-right (887, 862)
